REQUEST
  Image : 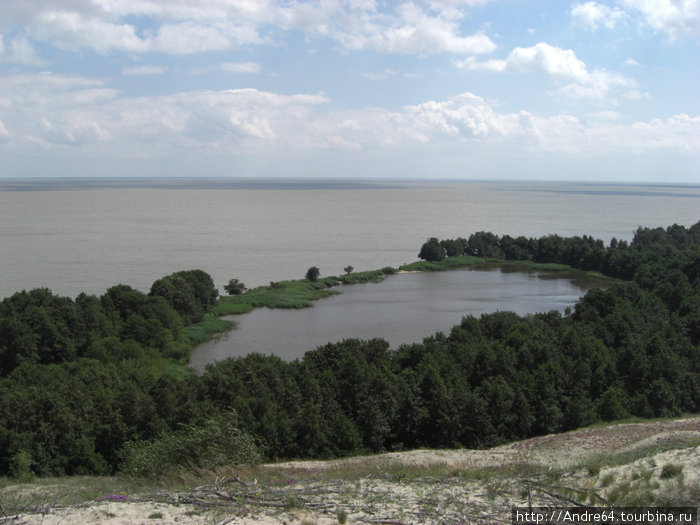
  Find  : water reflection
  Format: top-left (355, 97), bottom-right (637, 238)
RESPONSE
top-left (189, 268), bottom-right (597, 371)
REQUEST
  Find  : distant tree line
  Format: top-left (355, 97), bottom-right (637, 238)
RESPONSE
top-left (0, 223), bottom-right (698, 477)
top-left (418, 228), bottom-right (684, 282)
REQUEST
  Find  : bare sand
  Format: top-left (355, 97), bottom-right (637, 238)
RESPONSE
top-left (2, 417), bottom-right (698, 524)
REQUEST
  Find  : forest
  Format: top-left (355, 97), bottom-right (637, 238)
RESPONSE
top-left (0, 222), bottom-right (698, 479)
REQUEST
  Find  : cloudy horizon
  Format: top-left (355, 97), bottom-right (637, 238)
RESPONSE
top-left (1, 0), bottom-right (698, 182)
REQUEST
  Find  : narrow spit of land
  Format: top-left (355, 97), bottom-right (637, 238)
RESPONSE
top-left (1, 416), bottom-right (698, 524)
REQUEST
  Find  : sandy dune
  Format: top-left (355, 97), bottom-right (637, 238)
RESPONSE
top-left (2, 417), bottom-right (698, 524)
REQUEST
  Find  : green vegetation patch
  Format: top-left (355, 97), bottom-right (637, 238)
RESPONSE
top-left (121, 410), bottom-right (262, 479)
top-left (337, 267), bottom-right (396, 284)
top-left (214, 268), bottom-right (399, 315)
top-left (0, 222), bottom-right (698, 480)
top-left (178, 314), bottom-right (234, 348)
top-left (214, 277), bottom-right (341, 312)
top-left (399, 254), bottom-right (483, 272)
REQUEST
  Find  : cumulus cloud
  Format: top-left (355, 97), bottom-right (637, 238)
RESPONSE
top-left (357, 3), bottom-right (496, 55)
top-left (32, 10), bottom-right (147, 53)
top-left (620, 0), bottom-right (700, 39)
top-left (571, 2), bottom-right (627, 31)
top-left (570, 0), bottom-right (699, 39)
top-left (0, 0), bottom-right (495, 57)
top-left (404, 92), bottom-right (516, 139)
top-left (0, 72), bottom-right (329, 151)
top-left (1, 72), bottom-right (696, 169)
top-left (456, 42), bottom-right (638, 102)
top-left (317, 92), bottom-right (700, 157)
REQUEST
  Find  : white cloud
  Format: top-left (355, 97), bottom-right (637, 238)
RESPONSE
top-left (363, 3), bottom-right (496, 55)
top-left (587, 111), bottom-right (622, 121)
top-left (0, 72), bottom-right (117, 146)
top-left (456, 42), bottom-right (638, 102)
top-left (571, 2), bottom-right (626, 31)
top-left (363, 68), bottom-right (399, 80)
top-left (620, 0), bottom-right (700, 39)
top-left (1, 72), bottom-right (696, 171)
top-left (622, 90), bottom-right (650, 101)
top-left (2, 0), bottom-right (495, 57)
top-left (31, 10), bottom-right (146, 53)
top-left (571, 0), bottom-right (699, 39)
top-left (623, 58), bottom-right (642, 67)
top-left (0, 120), bottom-right (10, 142)
top-left (121, 65), bottom-right (168, 76)
top-left (0, 72), bottom-right (329, 151)
top-left (404, 92), bottom-right (515, 139)
top-left (191, 62), bottom-right (261, 75)
top-left (594, 113), bottom-right (700, 152)
top-left (0, 35), bottom-right (46, 66)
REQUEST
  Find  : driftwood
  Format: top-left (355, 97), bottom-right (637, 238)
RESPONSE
top-left (521, 477), bottom-right (612, 507)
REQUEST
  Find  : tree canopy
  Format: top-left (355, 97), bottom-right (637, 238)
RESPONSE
top-left (418, 238), bottom-right (446, 262)
top-left (0, 222), bottom-right (698, 477)
top-left (306, 266), bottom-right (321, 282)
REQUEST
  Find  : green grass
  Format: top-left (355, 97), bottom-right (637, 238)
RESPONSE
top-left (659, 463), bottom-right (683, 479)
top-left (0, 475), bottom-right (152, 515)
top-left (337, 267), bottom-right (396, 284)
top-left (398, 255), bottom-right (483, 272)
top-left (180, 314), bottom-right (235, 347)
top-left (166, 314), bottom-right (235, 363)
top-left (398, 255), bottom-right (588, 274)
top-left (214, 278), bottom-right (341, 312)
top-left (214, 268), bottom-right (400, 316)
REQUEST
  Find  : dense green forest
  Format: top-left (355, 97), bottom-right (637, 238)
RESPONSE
top-left (0, 223), bottom-right (698, 478)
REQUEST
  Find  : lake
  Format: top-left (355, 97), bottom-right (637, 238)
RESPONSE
top-left (188, 265), bottom-right (607, 370)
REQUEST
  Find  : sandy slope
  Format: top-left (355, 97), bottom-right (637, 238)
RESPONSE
top-left (2, 417), bottom-right (698, 525)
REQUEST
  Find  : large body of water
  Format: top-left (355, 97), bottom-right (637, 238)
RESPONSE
top-left (2, 178), bottom-right (697, 367)
top-left (189, 266), bottom-right (603, 370)
top-left (1, 178), bottom-right (698, 300)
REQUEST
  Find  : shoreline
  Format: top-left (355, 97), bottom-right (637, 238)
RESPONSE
top-left (187, 258), bottom-right (614, 368)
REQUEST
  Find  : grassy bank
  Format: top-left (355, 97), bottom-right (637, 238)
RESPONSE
top-left (398, 255), bottom-right (576, 273)
top-left (212, 267), bottom-right (397, 315)
top-left (398, 254), bottom-right (486, 272)
top-left (178, 314), bottom-right (235, 348)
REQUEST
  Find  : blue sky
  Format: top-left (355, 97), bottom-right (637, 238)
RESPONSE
top-left (0, 0), bottom-right (698, 182)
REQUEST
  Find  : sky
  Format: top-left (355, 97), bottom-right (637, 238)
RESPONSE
top-left (0, 0), bottom-right (698, 182)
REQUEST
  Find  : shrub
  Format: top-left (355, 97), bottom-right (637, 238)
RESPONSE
top-left (306, 266), bottom-right (320, 282)
top-left (120, 410), bottom-right (261, 479)
top-left (660, 463), bottom-right (683, 479)
top-left (223, 278), bottom-right (247, 296)
top-left (9, 450), bottom-right (35, 482)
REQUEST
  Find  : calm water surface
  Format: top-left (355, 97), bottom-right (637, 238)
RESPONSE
top-left (0, 179), bottom-right (698, 299)
top-left (189, 266), bottom-right (601, 370)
